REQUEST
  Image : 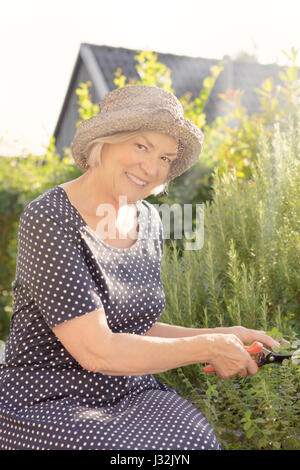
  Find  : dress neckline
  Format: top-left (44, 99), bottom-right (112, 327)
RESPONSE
top-left (54, 185), bottom-right (143, 251)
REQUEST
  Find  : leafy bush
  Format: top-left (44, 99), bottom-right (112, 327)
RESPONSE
top-left (155, 109), bottom-right (300, 449)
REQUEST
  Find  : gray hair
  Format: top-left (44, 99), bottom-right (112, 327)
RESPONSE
top-left (86, 130), bottom-right (173, 196)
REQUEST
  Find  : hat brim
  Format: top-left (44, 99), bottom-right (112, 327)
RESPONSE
top-left (71, 107), bottom-right (204, 182)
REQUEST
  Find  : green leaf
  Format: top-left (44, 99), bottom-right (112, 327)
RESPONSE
top-left (246, 428), bottom-right (255, 439)
top-left (258, 438), bottom-right (268, 449)
top-left (243, 421), bottom-right (252, 431)
top-left (254, 418), bottom-right (265, 424)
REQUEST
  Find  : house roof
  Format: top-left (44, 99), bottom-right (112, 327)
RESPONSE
top-left (53, 42), bottom-right (285, 156)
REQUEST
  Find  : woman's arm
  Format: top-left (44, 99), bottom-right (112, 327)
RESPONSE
top-left (94, 330), bottom-right (258, 379)
top-left (53, 309), bottom-right (211, 375)
top-left (96, 333), bottom-right (213, 376)
top-left (144, 321), bottom-right (226, 338)
top-left (53, 308), bottom-right (258, 379)
top-left (144, 322), bottom-right (281, 349)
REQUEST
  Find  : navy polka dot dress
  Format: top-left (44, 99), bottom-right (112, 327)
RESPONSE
top-left (0, 185), bottom-right (222, 450)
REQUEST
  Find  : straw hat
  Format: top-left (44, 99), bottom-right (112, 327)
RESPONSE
top-left (71, 85), bottom-right (204, 183)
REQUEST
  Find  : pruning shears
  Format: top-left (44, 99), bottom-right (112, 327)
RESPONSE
top-left (203, 341), bottom-right (300, 373)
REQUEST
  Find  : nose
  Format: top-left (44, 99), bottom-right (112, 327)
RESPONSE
top-left (139, 155), bottom-right (160, 180)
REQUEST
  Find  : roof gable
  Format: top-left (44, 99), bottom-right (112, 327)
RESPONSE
top-left (54, 43), bottom-right (285, 156)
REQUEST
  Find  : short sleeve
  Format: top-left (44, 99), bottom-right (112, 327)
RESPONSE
top-left (15, 204), bottom-right (104, 329)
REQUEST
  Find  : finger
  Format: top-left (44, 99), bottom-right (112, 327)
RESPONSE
top-left (248, 358), bottom-right (259, 375)
top-left (213, 367), bottom-right (233, 381)
top-left (257, 333), bottom-right (280, 349)
top-left (266, 338), bottom-right (281, 348)
top-left (248, 329), bottom-right (281, 349)
top-left (237, 369), bottom-right (248, 378)
top-left (280, 338), bottom-right (290, 345)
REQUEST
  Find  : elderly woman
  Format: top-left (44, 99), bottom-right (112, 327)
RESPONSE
top-left (0, 85), bottom-right (280, 450)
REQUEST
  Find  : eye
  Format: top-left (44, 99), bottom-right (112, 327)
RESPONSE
top-left (136, 143), bottom-right (173, 164)
top-left (161, 156), bottom-right (172, 164)
top-left (136, 143), bottom-right (147, 151)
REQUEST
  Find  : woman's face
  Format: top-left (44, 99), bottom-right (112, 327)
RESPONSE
top-left (99, 131), bottom-right (179, 203)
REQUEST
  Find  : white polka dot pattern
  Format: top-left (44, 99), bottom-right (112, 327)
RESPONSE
top-left (0, 186), bottom-right (222, 450)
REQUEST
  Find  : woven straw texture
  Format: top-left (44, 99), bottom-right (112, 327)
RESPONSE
top-left (71, 85), bottom-right (204, 182)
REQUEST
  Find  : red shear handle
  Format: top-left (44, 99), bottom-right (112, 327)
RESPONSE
top-left (203, 341), bottom-right (263, 373)
top-left (244, 341), bottom-right (263, 354)
top-left (203, 365), bottom-right (215, 373)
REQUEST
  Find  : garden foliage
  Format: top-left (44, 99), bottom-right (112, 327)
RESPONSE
top-left (156, 110), bottom-right (300, 449)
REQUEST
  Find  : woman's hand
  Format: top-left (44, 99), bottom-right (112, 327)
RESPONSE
top-left (223, 325), bottom-right (288, 350)
top-left (206, 334), bottom-right (258, 380)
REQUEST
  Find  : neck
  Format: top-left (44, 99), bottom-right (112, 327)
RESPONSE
top-left (72, 168), bottom-right (137, 217)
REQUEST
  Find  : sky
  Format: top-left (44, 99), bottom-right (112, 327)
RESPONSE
top-left (0, 0), bottom-right (299, 156)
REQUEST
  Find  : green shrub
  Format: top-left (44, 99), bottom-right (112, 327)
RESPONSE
top-left (155, 109), bottom-right (300, 449)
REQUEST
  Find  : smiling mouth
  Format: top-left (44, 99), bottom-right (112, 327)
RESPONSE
top-left (125, 172), bottom-right (149, 187)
